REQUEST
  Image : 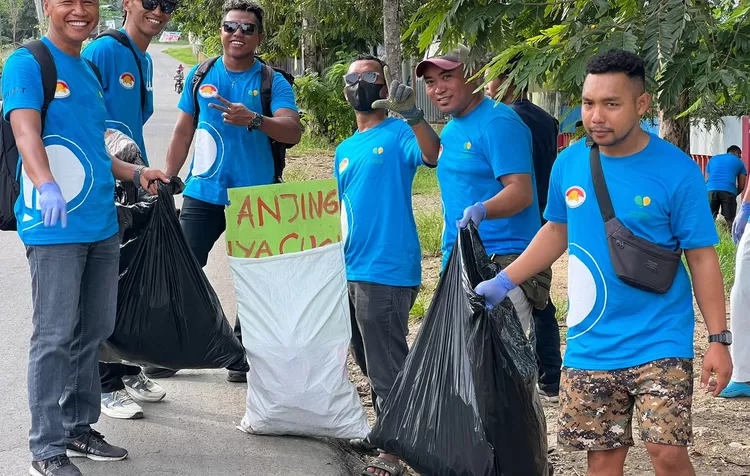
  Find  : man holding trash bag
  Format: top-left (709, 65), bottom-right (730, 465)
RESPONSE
top-left (83, 0), bottom-right (175, 420)
top-left (161, 0), bottom-right (302, 382)
top-left (334, 54), bottom-right (440, 476)
top-left (1, 0), bottom-right (169, 471)
top-left (416, 43), bottom-right (545, 335)
top-left (474, 49), bottom-right (732, 476)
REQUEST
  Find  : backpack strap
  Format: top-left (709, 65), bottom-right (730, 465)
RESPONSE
top-left (191, 56), bottom-right (220, 129)
top-left (95, 29), bottom-right (146, 111)
top-left (260, 63), bottom-right (274, 118)
top-left (20, 40), bottom-right (57, 128)
top-left (84, 59), bottom-right (104, 86)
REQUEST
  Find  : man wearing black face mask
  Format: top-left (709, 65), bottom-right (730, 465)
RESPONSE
top-left (334, 54), bottom-right (439, 476)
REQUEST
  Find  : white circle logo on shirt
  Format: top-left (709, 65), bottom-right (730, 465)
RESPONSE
top-left (119, 73), bottom-right (136, 90)
top-left (20, 142), bottom-right (89, 226)
top-left (192, 128), bottom-right (219, 176)
top-left (565, 186), bottom-right (586, 208)
top-left (54, 81), bottom-right (71, 99)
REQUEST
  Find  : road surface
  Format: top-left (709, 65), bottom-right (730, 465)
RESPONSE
top-left (0, 43), bottom-right (358, 475)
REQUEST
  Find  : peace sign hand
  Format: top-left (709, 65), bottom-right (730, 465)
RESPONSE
top-left (371, 65), bottom-right (423, 123)
top-left (208, 94), bottom-right (257, 127)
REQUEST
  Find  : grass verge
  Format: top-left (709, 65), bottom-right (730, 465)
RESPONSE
top-left (412, 167), bottom-right (439, 195)
top-left (163, 47), bottom-right (198, 66)
top-left (416, 210), bottom-right (442, 258)
top-left (715, 224), bottom-right (736, 294)
top-left (294, 132), bottom-right (334, 156)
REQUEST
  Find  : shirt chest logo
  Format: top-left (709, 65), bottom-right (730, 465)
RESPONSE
top-left (119, 73), bottom-right (136, 89)
top-left (199, 84), bottom-right (218, 98)
top-left (339, 158), bottom-right (349, 174)
top-left (54, 81), bottom-right (71, 99)
top-left (565, 186), bottom-right (586, 208)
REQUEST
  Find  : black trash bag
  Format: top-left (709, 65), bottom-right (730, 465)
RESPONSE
top-left (105, 183), bottom-right (245, 370)
top-left (367, 223), bottom-right (549, 476)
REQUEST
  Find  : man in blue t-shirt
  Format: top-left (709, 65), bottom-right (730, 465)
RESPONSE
top-left (706, 145), bottom-right (746, 228)
top-left (2, 0), bottom-right (168, 473)
top-left (485, 54), bottom-right (563, 401)
top-left (83, 0), bottom-right (176, 421)
top-left (161, 0), bottom-right (301, 382)
top-left (474, 50), bottom-right (732, 476)
top-left (416, 43), bottom-right (544, 335)
top-left (333, 55), bottom-right (440, 476)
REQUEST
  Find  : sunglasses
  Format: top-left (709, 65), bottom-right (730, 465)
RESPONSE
top-left (344, 71), bottom-right (380, 86)
top-left (141, 0), bottom-right (177, 14)
top-left (222, 21), bottom-right (260, 35)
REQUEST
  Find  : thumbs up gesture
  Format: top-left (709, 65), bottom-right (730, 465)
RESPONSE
top-left (371, 65), bottom-right (424, 125)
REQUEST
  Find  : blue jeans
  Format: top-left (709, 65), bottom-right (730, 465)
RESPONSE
top-left (26, 234), bottom-right (119, 460)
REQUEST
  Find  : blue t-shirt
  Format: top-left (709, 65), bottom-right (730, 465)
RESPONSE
top-left (2, 37), bottom-right (118, 245)
top-left (334, 118), bottom-right (430, 287)
top-left (177, 58), bottom-right (298, 205)
top-left (545, 135), bottom-right (719, 371)
top-left (82, 29), bottom-right (154, 165)
top-left (705, 153), bottom-right (747, 195)
top-left (437, 97), bottom-right (540, 268)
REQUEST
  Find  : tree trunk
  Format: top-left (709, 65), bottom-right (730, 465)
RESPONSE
top-left (382, 0), bottom-right (403, 82)
top-left (660, 93), bottom-right (690, 154)
top-left (301, 13), bottom-right (322, 75)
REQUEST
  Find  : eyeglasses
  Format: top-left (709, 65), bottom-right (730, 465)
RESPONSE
top-left (141, 0), bottom-right (177, 14)
top-left (344, 71), bottom-right (380, 86)
top-left (222, 21), bottom-right (259, 35)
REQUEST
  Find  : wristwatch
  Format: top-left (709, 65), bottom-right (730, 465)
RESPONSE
top-left (708, 330), bottom-right (732, 345)
top-left (133, 165), bottom-right (145, 190)
top-left (247, 113), bottom-right (264, 132)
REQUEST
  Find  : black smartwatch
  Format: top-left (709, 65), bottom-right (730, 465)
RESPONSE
top-left (708, 330), bottom-right (732, 345)
top-left (247, 113), bottom-right (264, 132)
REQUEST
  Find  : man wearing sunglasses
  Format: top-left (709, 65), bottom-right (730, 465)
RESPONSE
top-left (162, 0), bottom-right (301, 382)
top-left (334, 54), bottom-right (440, 476)
top-left (82, 0), bottom-right (174, 420)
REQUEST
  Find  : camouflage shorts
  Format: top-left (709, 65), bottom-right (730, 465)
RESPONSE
top-left (558, 358), bottom-right (693, 451)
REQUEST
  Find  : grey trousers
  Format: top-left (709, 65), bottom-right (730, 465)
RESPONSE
top-left (348, 281), bottom-right (419, 417)
top-left (26, 234), bottom-right (119, 460)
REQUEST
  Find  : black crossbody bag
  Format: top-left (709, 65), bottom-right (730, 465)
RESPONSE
top-left (589, 141), bottom-right (682, 294)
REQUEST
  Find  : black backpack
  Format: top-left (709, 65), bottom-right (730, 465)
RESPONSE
top-left (0, 40), bottom-right (102, 231)
top-left (94, 29), bottom-right (147, 111)
top-left (191, 56), bottom-right (295, 183)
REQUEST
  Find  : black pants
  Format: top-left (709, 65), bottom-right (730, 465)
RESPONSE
top-left (709, 190), bottom-right (737, 221)
top-left (348, 281), bottom-right (419, 417)
top-left (180, 196), bottom-right (244, 346)
top-left (100, 363), bottom-right (141, 393)
top-left (533, 298), bottom-right (562, 393)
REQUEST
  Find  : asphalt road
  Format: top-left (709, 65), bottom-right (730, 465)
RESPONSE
top-left (0, 43), bottom-right (356, 475)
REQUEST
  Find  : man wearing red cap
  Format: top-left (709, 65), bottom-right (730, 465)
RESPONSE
top-left (416, 43), bottom-right (548, 334)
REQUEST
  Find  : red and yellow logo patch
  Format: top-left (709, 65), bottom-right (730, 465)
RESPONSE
top-left (565, 186), bottom-right (586, 208)
top-left (339, 158), bottom-right (349, 174)
top-left (119, 73), bottom-right (136, 89)
top-left (199, 84), bottom-right (218, 98)
top-left (54, 81), bottom-right (70, 99)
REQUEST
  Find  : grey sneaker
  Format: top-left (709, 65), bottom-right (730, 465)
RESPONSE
top-left (30, 455), bottom-right (81, 476)
top-left (66, 429), bottom-right (128, 461)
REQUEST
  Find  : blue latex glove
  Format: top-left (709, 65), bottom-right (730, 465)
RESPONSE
top-left (38, 181), bottom-right (67, 228)
top-left (458, 202), bottom-right (487, 229)
top-left (475, 270), bottom-right (517, 310)
top-left (733, 202), bottom-right (750, 245)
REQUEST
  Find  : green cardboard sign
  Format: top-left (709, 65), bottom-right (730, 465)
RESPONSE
top-left (225, 179), bottom-right (342, 258)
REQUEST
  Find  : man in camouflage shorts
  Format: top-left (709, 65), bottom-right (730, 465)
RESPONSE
top-left (474, 50), bottom-right (733, 476)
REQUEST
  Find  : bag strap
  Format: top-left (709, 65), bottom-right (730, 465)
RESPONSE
top-left (191, 56), bottom-right (220, 129)
top-left (84, 59), bottom-right (103, 86)
top-left (260, 63), bottom-right (274, 118)
top-left (21, 40), bottom-right (57, 128)
top-left (588, 138), bottom-right (616, 222)
top-left (95, 29), bottom-right (146, 111)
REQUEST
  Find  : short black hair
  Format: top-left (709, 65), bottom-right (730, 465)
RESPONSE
top-left (222, 0), bottom-right (264, 33)
top-left (586, 49), bottom-right (646, 92)
top-left (728, 145), bottom-right (742, 155)
top-left (352, 53), bottom-right (388, 76)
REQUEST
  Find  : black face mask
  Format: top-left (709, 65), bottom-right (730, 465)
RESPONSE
top-left (345, 82), bottom-right (383, 112)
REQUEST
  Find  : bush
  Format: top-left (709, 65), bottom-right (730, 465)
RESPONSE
top-left (294, 61), bottom-right (356, 145)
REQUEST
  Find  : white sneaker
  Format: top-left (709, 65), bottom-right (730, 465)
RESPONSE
top-left (122, 371), bottom-right (167, 403)
top-left (101, 389), bottom-right (144, 419)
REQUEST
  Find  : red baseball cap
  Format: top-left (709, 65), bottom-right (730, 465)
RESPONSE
top-left (415, 43), bottom-right (471, 78)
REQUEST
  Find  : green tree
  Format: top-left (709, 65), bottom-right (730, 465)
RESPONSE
top-left (406, 0), bottom-right (750, 152)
